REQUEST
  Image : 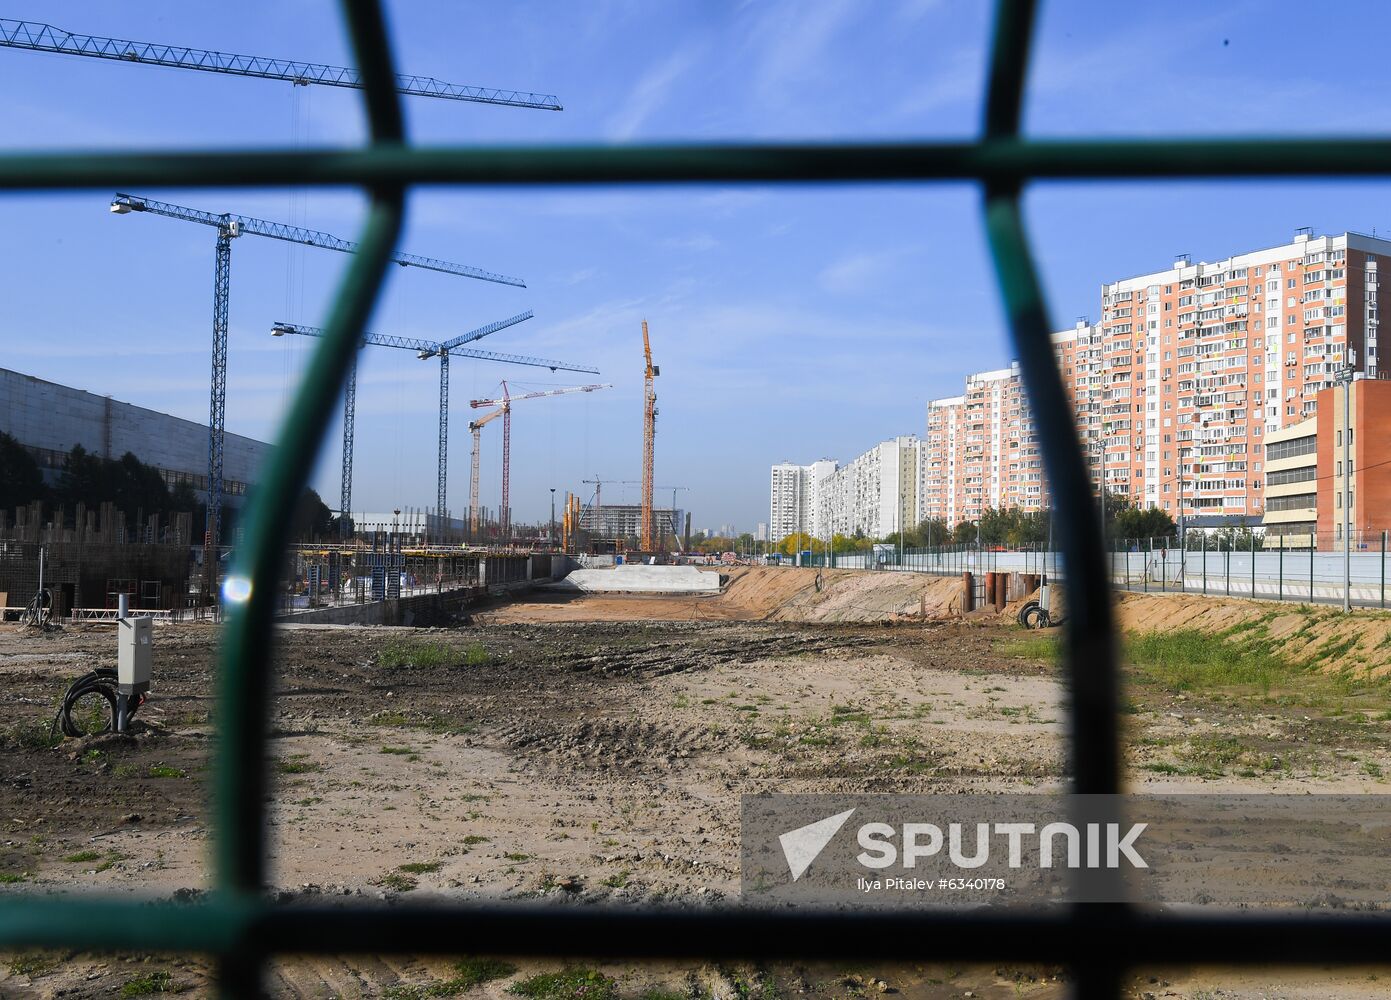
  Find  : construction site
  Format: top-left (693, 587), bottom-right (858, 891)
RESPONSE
top-left (9, 7), bottom-right (1391, 1000)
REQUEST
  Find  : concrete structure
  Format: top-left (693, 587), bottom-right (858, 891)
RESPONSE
top-left (0, 367), bottom-right (270, 506)
top-left (551, 563), bottom-right (721, 594)
top-left (768, 459), bottom-right (836, 542)
top-left (820, 436), bottom-right (920, 540)
top-left (581, 503), bottom-right (683, 545)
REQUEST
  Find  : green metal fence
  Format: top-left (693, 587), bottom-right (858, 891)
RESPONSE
top-left (4, 1), bottom-right (1390, 997)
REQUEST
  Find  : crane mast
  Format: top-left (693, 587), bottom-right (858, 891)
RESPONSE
top-left (271, 315), bottom-right (597, 538)
top-left (111, 191), bottom-right (522, 602)
top-left (468, 383), bottom-right (611, 541)
top-left (16, 14), bottom-right (558, 608)
top-left (641, 321), bottom-right (659, 552)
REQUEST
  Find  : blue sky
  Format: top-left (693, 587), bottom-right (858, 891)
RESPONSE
top-left (4, 1), bottom-right (1391, 531)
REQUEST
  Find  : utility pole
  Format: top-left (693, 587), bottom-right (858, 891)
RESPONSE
top-left (550, 488), bottom-right (556, 549)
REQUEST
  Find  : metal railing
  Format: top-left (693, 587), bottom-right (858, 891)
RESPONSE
top-left (3, 1), bottom-right (1389, 997)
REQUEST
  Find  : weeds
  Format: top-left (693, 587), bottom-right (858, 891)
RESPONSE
top-left (7, 951), bottom-right (58, 977)
top-left (374, 872), bottom-right (418, 892)
top-left (398, 861), bottom-right (442, 874)
top-left (120, 970), bottom-right (176, 996)
top-left (62, 850), bottom-right (102, 863)
top-left (147, 765), bottom-right (186, 779)
top-left (509, 968), bottom-right (618, 1000)
top-left (386, 958), bottom-right (518, 999)
top-left (379, 639), bottom-right (490, 670)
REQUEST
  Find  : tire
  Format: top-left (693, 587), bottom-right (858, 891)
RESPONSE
top-left (1022, 605), bottom-right (1051, 630)
top-left (1016, 600), bottom-right (1040, 626)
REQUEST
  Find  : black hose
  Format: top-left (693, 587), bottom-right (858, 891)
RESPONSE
top-left (51, 667), bottom-right (138, 739)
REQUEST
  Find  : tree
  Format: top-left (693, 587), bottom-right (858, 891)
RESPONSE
top-left (918, 518), bottom-right (950, 548)
top-left (1106, 493), bottom-right (1176, 542)
top-left (0, 433), bottom-right (46, 512)
top-left (777, 531), bottom-right (817, 556)
top-left (290, 488), bottom-right (335, 541)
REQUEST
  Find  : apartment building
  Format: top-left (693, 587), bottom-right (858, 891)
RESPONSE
top-left (1091, 230), bottom-right (1390, 524)
top-left (1260, 378), bottom-right (1391, 549)
top-left (922, 360), bottom-right (1049, 525)
top-left (1261, 416), bottom-right (1317, 548)
top-left (819, 436), bottom-right (920, 539)
top-left (768, 459), bottom-right (837, 541)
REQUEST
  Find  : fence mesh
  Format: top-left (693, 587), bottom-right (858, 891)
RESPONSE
top-left (3, 1), bottom-right (1389, 996)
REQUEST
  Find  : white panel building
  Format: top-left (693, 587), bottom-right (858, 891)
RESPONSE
top-left (819, 436), bottom-right (921, 539)
top-left (768, 459), bottom-right (837, 542)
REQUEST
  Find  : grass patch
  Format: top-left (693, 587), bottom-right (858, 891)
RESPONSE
top-left (120, 970), bottom-right (176, 996)
top-left (275, 757), bottom-right (320, 775)
top-left (62, 850), bottom-right (102, 863)
top-left (4, 721), bottom-right (64, 750)
top-left (147, 765), bottom-right (186, 779)
top-left (381, 745), bottom-right (415, 755)
top-left (509, 968), bottom-right (618, 1000)
top-left (378, 637), bottom-right (486, 670)
top-left (374, 872), bottom-right (418, 892)
top-left (601, 870), bottom-right (630, 888)
top-left (998, 635), bottom-right (1059, 663)
top-left (398, 861), bottom-right (442, 874)
top-left (462, 835), bottom-right (490, 846)
top-left (8, 951), bottom-right (58, 977)
top-left (1126, 629), bottom-right (1298, 693)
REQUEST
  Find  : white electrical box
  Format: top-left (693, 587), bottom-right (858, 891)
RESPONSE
top-left (118, 616), bottom-right (152, 695)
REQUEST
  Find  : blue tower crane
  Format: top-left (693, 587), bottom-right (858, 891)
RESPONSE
top-left (271, 316), bottom-right (599, 538)
top-left (0, 19), bottom-right (562, 109)
top-left (110, 193), bottom-right (527, 597)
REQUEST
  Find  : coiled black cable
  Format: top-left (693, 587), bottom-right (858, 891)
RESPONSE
top-left (51, 667), bottom-right (138, 739)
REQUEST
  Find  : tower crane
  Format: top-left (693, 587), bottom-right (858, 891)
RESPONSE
top-left (271, 316), bottom-right (598, 538)
top-left (111, 192), bottom-right (524, 598)
top-left (640, 321), bottom-right (660, 551)
top-left (469, 383), bottom-right (612, 539)
top-left (19, 20), bottom-right (559, 606)
top-left (0, 19), bottom-right (563, 110)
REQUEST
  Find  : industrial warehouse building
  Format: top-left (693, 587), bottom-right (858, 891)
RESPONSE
top-left (0, 367), bottom-right (271, 506)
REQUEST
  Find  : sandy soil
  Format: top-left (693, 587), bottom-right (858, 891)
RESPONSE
top-left (482, 567), bottom-right (963, 625)
top-left (2, 581), bottom-right (1390, 997)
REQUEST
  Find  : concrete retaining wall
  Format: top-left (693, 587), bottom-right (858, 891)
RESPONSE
top-left (279, 554), bottom-right (552, 625)
top-left (550, 564), bottom-right (721, 594)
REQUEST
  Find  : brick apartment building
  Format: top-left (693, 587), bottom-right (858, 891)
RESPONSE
top-left (772, 230), bottom-right (1391, 543)
top-left (1076, 230), bottom-right (1389, 524)
top-left (923, 361), bottom-right (1048, 525)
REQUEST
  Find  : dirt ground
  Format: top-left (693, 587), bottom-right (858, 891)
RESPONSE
top-left (3, 574), bottom-right (1390, 998)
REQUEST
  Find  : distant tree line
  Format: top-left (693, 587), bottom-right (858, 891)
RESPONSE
top-left (770, 494), bottom-right (1181, 555)
top-left (0, 432), bottom-right (334, 541)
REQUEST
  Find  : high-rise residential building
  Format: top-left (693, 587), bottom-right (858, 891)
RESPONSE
top-left (921, 361), bottom-right (1050, 525)
top-left (768, 459), bottom-right (837, 541)
top-left (819, 436), bottom-right (920, 539)
top-left (1090, 230), bottom-right (1391, 523)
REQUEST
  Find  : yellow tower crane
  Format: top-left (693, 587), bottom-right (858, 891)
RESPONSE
top-left (640, 321), bottom-right (659, 552)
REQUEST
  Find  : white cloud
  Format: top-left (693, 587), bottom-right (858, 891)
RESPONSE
top-left (604, 45), bottom-right (702, 140)
top-left (818, 251), bottom-right (899, 294)
top-left (660, 233), bottom-right (719, 252)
